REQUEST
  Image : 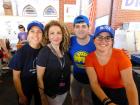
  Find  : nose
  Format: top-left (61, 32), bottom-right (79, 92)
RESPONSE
top-left (99, 38), bottom-right (107, 43)
top-left (33, 32), bottom-right (38, 37)
top-left (79, 26), bottom-right (84, 30)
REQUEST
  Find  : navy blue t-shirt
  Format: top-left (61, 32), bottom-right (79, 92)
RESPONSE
top-left (9, 44), bottom-right (41, 90)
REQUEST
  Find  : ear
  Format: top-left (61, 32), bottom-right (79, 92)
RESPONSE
top-left (88, 25), bottom-right (93, 34)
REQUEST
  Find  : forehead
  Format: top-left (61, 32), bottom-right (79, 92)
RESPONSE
top-left (30, 26), bottom-right (41, 30)
top-left (74, 22), bottom-right (88, 27)
top-left (98, 32), bottom-right (111, 36)
top-left (49, 25), bottom-right (61, 31)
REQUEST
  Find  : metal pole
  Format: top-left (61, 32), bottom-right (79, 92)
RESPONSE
top-left (109, 0), bottom-right (114, 26)
top-left (79, 0), bottom-right (82, 15)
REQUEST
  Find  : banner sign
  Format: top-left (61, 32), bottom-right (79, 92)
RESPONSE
top-left (121, 0), bottom-right (140, 10)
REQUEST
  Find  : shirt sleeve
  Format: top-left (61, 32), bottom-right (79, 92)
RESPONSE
top-left (118, 50), bottom-right (132, 71)
top-left (8, 50), bottom-right (23, 71)
top-left (36, 47), bottom-right (49, 67)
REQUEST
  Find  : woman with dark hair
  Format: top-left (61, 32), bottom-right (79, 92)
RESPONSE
top-left (17, 25), bottom-right (28, 49)
top-left (9, 21), bottom-right (44, 105)
top-left (18, 25), bottom-right (27, 42)
top-left (85, 25), bottom-right (138, 105)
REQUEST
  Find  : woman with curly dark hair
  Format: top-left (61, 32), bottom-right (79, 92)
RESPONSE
top-left (37, 20), bottom-right (71, 105)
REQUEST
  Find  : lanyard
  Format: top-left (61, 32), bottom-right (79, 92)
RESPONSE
top-left (50, 44), bottom-right (65, 71)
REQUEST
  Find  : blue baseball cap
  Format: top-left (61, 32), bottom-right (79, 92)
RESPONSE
top-left (27, 20), bottom-right (44, 32)
top-left (93, 25), bottom-right (115, 38)
top-left (73, 15), bottom-right (89, 25)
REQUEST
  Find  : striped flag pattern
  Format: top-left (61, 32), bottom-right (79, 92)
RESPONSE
top-left (88, 0), bottom-right (96, 34)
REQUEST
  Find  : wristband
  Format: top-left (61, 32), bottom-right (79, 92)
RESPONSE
top-left (38, 87), bottom-right (44, 90)
top-left (102, 98), bottom-right (112, 105)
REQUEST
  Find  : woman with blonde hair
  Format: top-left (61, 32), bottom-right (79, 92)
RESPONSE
top-left (37, 20), bottom-right (71, 105)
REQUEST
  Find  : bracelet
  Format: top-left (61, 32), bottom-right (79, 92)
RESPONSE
top-left (102, 98), bottom-right (112, 105)
top-left (38, 87), bottom-right (44, 90)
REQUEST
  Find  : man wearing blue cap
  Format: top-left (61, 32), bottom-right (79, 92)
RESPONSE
top-left (69, 15), bottom-right (96, 105)
top-left (9, 20), bottom-right (44, 105)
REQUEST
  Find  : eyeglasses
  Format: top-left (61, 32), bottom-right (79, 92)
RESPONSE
top-left (95, 35), bottom-right (113, 42)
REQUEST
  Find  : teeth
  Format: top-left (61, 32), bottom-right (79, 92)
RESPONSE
top-left (34, 38), bottom-right (38, 40)
top-left (100, 45), bottom-right (106, 46)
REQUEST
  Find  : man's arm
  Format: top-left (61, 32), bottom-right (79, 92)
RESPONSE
top-left (122, 49), bottom-right (131, 59)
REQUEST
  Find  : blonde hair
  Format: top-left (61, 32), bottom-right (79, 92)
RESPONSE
top-left (44, 20), bottom-right (70, 52)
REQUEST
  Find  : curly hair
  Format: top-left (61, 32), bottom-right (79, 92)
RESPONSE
top-left (44, 20), bottom-right (70, 52)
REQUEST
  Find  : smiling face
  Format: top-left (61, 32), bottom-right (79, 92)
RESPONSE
top-left (27, 26), bottom-right (43, 47)
top-left (74, 22), bottom-right (89, 39)
top-left (48, 25), bottom-right (63, 46)
top-left (94, 32), bottom-right (113, 52)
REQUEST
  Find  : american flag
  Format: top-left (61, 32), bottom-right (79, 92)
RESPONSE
top-left (88, 0), bottom-right (96, 34)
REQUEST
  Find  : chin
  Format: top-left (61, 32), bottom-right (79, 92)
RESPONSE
top-left (53, 41), bottom-right (61, 45)
top-left (33, 41), bottom-right (40, 44)
top-left (98, 49), bottom-right (106, 52)
top-left (97, 47), bottom-right (107, 51)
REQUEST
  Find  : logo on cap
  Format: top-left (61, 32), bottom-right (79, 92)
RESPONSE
top-left (99, 25), bottom-right (112, 31)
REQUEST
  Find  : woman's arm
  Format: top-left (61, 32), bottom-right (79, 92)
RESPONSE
top-left (13, 70), bottom-right (28, 105)
top-left (120, 67), bottom-right (139, 105)
top-left (37, 65), bottom-right (45, 91)
top-left (37, 65), bottom-right (49, 105)
top-left (86, 67), bottom-right (117, 105)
